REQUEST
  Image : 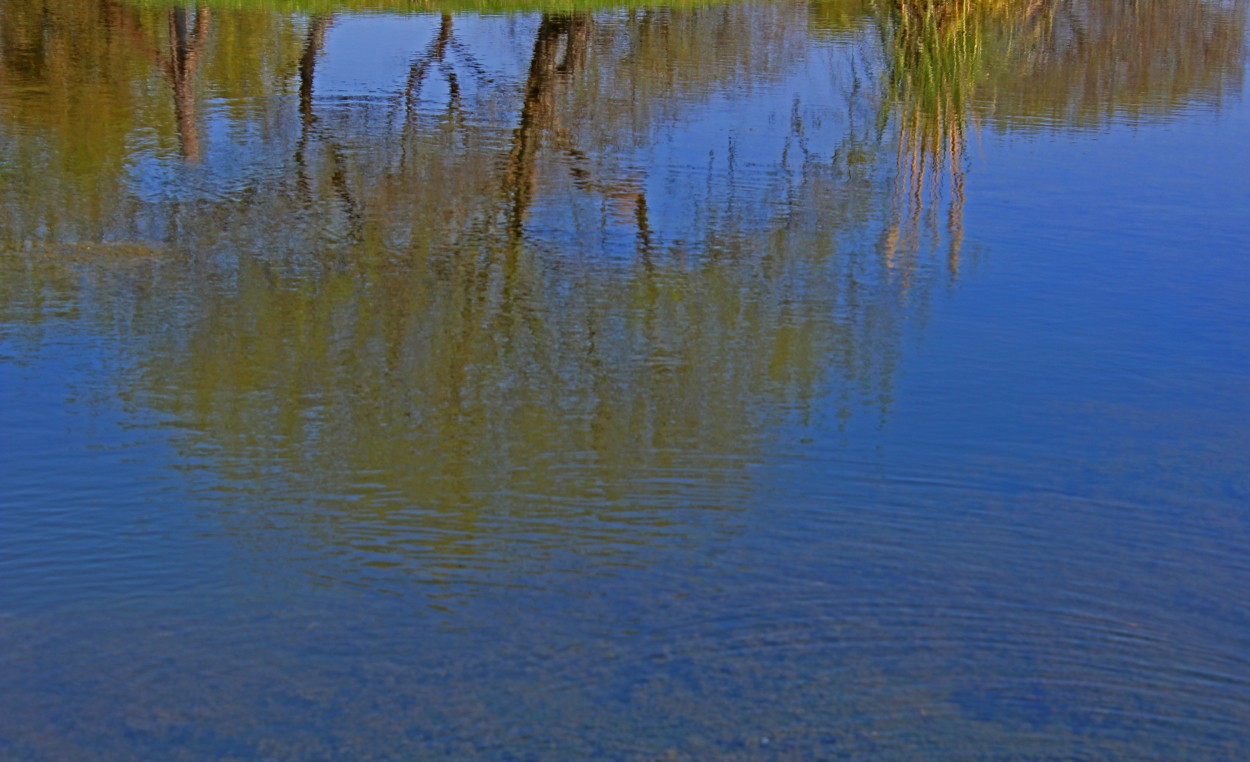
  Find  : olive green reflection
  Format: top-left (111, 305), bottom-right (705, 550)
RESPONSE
top-left (0, 0), bottom-right (1245, 579)
top-left (0, 2), bottom-right (899, 579)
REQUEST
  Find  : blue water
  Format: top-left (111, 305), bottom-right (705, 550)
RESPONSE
top-left (2, 1), bottom-right (1249, 758)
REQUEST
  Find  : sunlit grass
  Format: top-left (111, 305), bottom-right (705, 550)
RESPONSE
top-left (123, 0), bottom-right (711, 12)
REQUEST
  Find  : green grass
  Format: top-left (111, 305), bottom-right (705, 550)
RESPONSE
top-left (122, 0), bottom-right (712, 13)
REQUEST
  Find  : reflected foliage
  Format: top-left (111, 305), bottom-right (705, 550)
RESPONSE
top-left (808, 0), bottom-right (1247, 275)
top-left (0, 0), bottom-right (1246, 574)
top-left (0, 1), bottom-right (898, 576)
top-left (1, 4), bottom-right (1248, 759)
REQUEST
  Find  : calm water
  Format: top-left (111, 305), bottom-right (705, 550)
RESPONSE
top-left (1, 0), bottom-right (1249, 758)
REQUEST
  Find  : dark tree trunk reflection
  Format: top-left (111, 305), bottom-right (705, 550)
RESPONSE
top-left (169, 6), bottom-right (210, 161)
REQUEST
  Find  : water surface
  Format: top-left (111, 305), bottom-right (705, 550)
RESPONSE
top-left (1, 0), bottom-right (1249, 758)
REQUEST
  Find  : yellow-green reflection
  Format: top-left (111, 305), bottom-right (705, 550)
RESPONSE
top-left (0, 2), bottom-right (890, 576)
top-left (0, 0), bottom-right (1245, 576)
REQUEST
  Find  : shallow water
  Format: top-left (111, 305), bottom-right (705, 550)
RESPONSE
top-left (1, 0), bottom-right (1248, 759)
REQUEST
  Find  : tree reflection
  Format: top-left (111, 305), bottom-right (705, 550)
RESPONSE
top-left (169, 6), bottom-right (211, 160)
top-left (0, 0), bottom-right (1245, 585)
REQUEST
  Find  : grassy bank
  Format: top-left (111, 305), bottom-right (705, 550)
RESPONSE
top-left (121, 0), bottom-right (712, 13)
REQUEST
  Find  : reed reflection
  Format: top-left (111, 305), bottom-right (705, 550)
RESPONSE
top-left (810, 0), bottom-right (1247, 278)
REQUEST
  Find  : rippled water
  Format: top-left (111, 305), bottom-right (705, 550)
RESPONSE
top-left (1, 0), bottom-right (1248, 758)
